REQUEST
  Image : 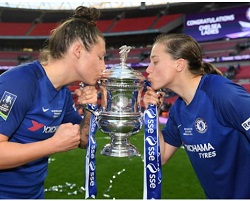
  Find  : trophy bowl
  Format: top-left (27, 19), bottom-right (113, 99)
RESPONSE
top-left (96, 45), bottom-right (146, 157)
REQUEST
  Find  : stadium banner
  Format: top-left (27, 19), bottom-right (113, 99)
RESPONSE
top-left (184, 5), bottom-right (250, 42)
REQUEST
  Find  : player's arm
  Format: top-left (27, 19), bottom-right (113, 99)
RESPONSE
top-left (0, 123), bottom-right (80, 170)
top-left (143, 86), bottom-right (179, 165)
top-left (158, 126), bottom-right (178, 165)
top-left (78, 110), bottom-right (92, 149)
top-left (74, 86), bottom-right (98, 149)
top-left (0, 134), bottom-right (55, 169)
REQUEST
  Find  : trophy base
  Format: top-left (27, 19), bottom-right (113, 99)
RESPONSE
top-left (101, 143), bottom-right (140, 157)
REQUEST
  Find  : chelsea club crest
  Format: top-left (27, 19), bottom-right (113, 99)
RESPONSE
top-left (195, 118), bottom-right (208, 133)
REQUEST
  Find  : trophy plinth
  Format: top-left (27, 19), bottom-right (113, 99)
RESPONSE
top-left (101, 137), bottom-right (139, 157)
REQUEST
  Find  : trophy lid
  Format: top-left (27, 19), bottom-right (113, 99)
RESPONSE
top-left (101, 45), bottom-right (145, 82)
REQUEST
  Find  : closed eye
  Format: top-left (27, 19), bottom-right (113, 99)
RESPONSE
top-left (151, 61), bottom-right (158, 65)
top-left (99, 55), bottom-right (105, 61)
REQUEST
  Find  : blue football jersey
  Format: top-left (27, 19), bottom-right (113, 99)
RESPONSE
top-left (0, 61), bottom-right (82, 198)
top-left (162, 74), bottom-right (250, 198)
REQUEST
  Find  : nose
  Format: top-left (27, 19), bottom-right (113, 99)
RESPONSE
top-left (101, 61), bottom-right (106, 71)
top-left (146, 63), bottom-right (152, 74)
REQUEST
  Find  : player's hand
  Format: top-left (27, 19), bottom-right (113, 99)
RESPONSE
top-left (51, 123), bottom-right (80, 152)
top-left (143, 86), bottom-right (165, 109)
top-left (75, 85), bottom-right (98, 105)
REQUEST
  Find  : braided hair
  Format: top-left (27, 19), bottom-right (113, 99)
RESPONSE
top-left (39, 6), bottom-right (104, 62)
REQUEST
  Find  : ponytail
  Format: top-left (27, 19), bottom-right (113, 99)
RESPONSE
top-left (202, 62), bottom-right (223, 76)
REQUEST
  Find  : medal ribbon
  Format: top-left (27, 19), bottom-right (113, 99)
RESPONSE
top-left (143, 104), bottom-right (162, 199)
top-left (84, 104), bottom-right (98, 199)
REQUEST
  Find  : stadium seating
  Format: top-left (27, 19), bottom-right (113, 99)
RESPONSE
top-left (239, 48), bottom-right (250, 55)
top-left (235, 65), bottom-right (250, 79)
top-left (152, 13), bottom-right (182, 29)
top-left (109, 16), bottom-right (156, 32)
top-left (216, 66), bottom-right (228, 74)
top-left (0, 22), bottom-right (32, 36)
top-left (0, 51), bottom-right (39, 67)
top-left (0, 51), bottom-right (23, 59)
top-left (96, 20), bottom-right (113, 32)
top-left (0, 4), bottom-right (249, 115)
top-left (200, 38), bottom-right (249, 58)
top-left (0, 13), bottom-right (183, 37)
top-left (29, 23), bottom-right (59, 36)
top-left (105, 47), bottom-right (151, 64)
top-left (0, 61), bottom-right (18, 66)
top-left (200, 38), bottom-right (247, 52)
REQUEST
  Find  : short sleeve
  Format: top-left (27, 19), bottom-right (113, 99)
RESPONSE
top-left (162, 110), bottom-right (183, 148)
top-left (211, 79), bottom-right (250, 141)
top-left (62, 88), bottom-right (82, 124)
top-left (0, 67), bottom-right (37, 136)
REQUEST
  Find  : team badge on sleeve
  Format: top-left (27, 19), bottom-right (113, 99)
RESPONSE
top-left (0, 91), bottom-right (17, 120)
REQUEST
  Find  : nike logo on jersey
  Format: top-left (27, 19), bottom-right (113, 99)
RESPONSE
top-left (42, 107), bottom-right (49, 112)
top-left (28, 120), bottom-right (44, 131)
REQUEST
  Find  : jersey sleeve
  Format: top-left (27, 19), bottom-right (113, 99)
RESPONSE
top-left (162, 108), bottom-right (183, 148)
top-left (0, 67), bottom-right (37, 137)
top-left (62, 88), bottom-right (82, 124)
top-left (208, 76), bottom-right (250, 141)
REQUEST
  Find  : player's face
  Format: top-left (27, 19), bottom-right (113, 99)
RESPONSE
top-left (146, 43), bottom-right (178, 90)
top-left (79, 37), bottom-right (106, 85)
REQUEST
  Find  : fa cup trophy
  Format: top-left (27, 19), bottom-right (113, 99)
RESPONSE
top-left (89, 45), bottom-right (146, 157)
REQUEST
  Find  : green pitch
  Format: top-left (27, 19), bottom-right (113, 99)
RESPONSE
top-left (45, 128), bottom-right (205, 199)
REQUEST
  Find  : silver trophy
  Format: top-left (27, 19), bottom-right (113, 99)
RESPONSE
top-left (87, 45), bottom-right (145, 157)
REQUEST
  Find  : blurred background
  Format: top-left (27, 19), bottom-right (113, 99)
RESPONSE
top-left (0, 2), bottom-right (249, 198)
top-left (0, 2), bottom-right (249, 117)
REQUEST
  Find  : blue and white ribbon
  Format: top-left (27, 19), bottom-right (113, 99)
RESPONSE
top-left (85, 104), bottom-right (98, 199)
top-left (143, 104), bottom-right (162, 199)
